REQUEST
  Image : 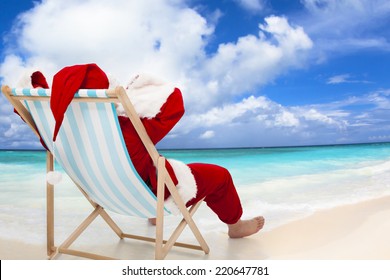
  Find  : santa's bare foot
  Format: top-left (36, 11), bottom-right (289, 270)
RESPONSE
top-left (228, 216), bottom-right (265, 238)
top-left (148, 218), bottom-right (157, 225)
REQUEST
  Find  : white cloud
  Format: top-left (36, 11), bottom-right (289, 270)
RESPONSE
top-left (180, 92), bottom-right (347, 137)
top-left (234, 0), bottom-right (267, 13)
top-left (1, 1), bottom-right (312, 112)
top-left (301, 108), bottom-right (339, 126)
top-left (327, 74), bottom-right (351, 84)
top-left (302, 0), bottom-right (390, 17)
top-left (0, 108), bottom-right (39, 149)
top-left (194, 16), bottom-right (312, 108)
top-left (299, 0), bottom-right (390, 53)
top-left (0, 0), bottom-right (338, 149)
top-left (199, 130), bottom-right (215, 139)
top-left (183, 95), bottom-right (271, 129)
top-left (274, 110), bottom-right (300, 127)
top-left (327, 74), bottom-right (371, 84)
top-left (366, 91), bottom-right (390, 110)
top-left (171, 84), bottom-right (390, 148)
top-left (4, 122), bottom-right (26, 137)
top-left (0, 55), bottom-right (41, 86)
top-left (369, 135), bottom-right (390, 141)
top-left (1, 0), bottom-right (214, 85)
top-left (169, 92), bottom-right (358, 148)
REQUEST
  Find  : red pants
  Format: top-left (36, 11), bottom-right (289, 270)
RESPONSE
top-left (185, 163), bottom-right (243, 225)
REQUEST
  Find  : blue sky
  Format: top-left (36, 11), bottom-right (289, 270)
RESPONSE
top-left (0, 0), bottom-right (390, 149)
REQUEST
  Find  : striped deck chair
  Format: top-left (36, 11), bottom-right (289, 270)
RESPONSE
top-left (1, 85), bottom-right (209, 260)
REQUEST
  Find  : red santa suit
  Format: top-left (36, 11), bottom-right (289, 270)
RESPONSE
top-left (20, 66), bottom-right (243, 225)
top-left (118, 74), bottom-right (243, 224)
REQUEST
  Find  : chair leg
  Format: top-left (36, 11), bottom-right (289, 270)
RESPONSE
top-left (54, 206), bottom-right (118, 260)
top-left (46, 152), bottom-right (56, 257)
top-left (59, 206), bottom-right (103, 250)
top-left (158, 200), bottom-right (209, 259)
top-left (164, 179), bottom-right (210, 255)
top-left (183, 200), bottom-right (210, 253)
top-left (155, 156), bottom-right (166, 259)
top-left (156, 157), bottom-right (210, 259)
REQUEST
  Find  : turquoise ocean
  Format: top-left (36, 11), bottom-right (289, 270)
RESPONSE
top-left (1, 142), bottom-right (390, 245)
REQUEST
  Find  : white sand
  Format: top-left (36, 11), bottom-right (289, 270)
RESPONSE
top-left (1, 195), bottom-right (390, 260)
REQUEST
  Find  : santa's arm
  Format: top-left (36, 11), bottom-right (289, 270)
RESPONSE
top-left (141, 88), bottom-right (185, 144)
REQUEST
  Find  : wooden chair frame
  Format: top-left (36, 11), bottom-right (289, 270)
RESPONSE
top-left (1, 85), bottom-right (209, 260)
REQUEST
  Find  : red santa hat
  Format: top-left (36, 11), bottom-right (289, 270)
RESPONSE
top-left (51, 63), bottom-right (109, 141)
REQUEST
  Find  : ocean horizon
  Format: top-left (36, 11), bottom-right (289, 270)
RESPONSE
top-left (1, 142), bottom-right (390, 245)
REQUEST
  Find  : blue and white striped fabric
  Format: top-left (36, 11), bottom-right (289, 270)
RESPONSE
top-left (13, 88), bottom-right (169, 218)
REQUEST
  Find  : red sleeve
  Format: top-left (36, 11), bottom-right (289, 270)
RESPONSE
top-left (141, 88), bottom-right (185, 145)
top-left (119, 87), bottom-right (184, 194)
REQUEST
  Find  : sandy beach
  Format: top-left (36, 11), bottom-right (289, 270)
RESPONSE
top-left (1, 195), bottom-right (389, 260)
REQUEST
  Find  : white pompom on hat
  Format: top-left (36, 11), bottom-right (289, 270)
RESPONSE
top-left (46, 171), bottom-right (63, 185)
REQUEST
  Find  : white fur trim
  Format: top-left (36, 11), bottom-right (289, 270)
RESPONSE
top-left (163, 159), bottom-right (197, 215)
top-left (16, 72), bottom-right (35, 111)
top-left (116, 73), bottom-right (175, 118)
top-left (107, 73), bottom-right (121, 88)
top-left (17, 72), bottom-right (34, 88)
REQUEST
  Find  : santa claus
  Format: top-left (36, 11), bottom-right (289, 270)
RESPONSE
top-left (20, 64), bottom-right (264, 238)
